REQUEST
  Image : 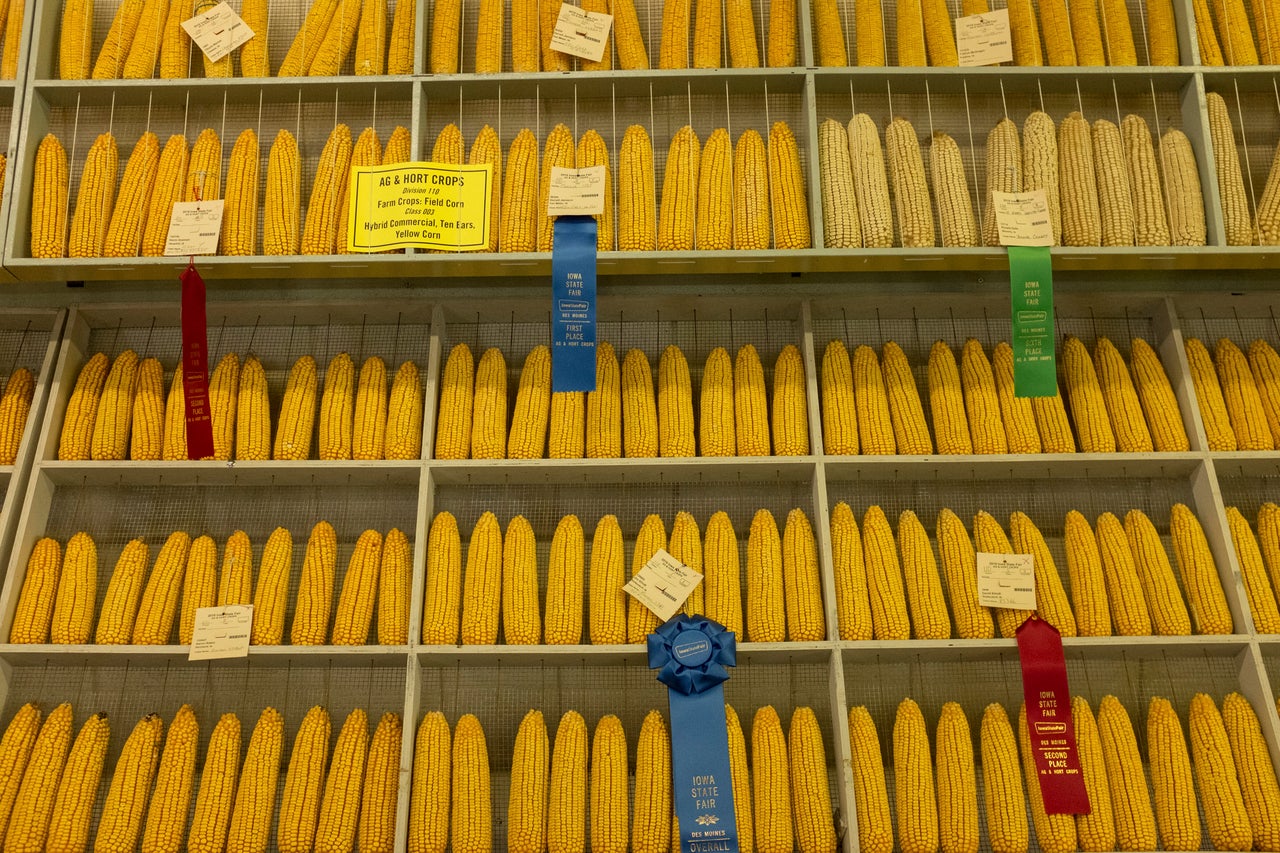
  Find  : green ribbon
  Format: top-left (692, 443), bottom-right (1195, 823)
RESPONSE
top-left (1008, 246), bottom-right (1056, 398)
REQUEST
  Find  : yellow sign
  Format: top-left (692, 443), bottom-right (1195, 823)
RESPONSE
top-left (345, 162), bottom-right (493, 252)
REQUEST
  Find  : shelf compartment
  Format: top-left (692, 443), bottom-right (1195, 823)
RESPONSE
top-left (36, 301), bottom-right (433, 464)
top-left (0, 656), bottom-right (412, 853)
top-left (0, 308), bottom-right (65, 581)
top-left (26, 0), bottom-right (419, 81)
top-left (8, 83), bottom-right (416, 276)
top-left (422, 464), bottom-right (829, 645)
top-left (430, 293), bottom-right (811, 461)
top-left (809, 292), bottom-right (1203, 456)
top-left (419, 74), bottom-right (813, 253)
top-left (811, 0), bottom-right (1194, 69)
top-left (411, 653), bottom-right (840, 853)
top-left (825, 460), bottom-right (1252, 638)
top-left (811, 73), bottom-right (1218, 247)
top-left (0, 469), bottom-right (422, 648)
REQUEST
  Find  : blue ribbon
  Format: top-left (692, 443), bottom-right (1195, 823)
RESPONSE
top-left (648, 615), bottom-right (740, 853)
top-left (550, 215), bottom-right (597, 392)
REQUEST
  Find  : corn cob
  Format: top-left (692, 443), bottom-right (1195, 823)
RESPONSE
top-left (500, 515), bottom-right (540, 644)
top-left (306, 0), bottom-right (361, 74)
top-left (1258, 140), bottom-right (1280, 244)
top-left (591, 715), bottom-right (628, 853)
top-left (576, 129), bottom-right (614, 249)
top-left (0, 367), bottom-right (34, 464)
top-left (898, 508), bottom-right (950, 638)
top-left (1072, 696), bottom-right (1115, 852)
top-left (302, 124), bottom-right (353, 254)
top-left (461, 511), bottom-right (502, 644)
top-left (1170, 502), bottom-right (1233, 633)
top-left (894, 698), bottom-right (938, 853)
top-left (934, 702), bottom-right (977, 853)
top-left (500, 129), bottom-right (539, 252)
top-left (68, 132), bottom-right (120, 258)
top-left (32, 134), bottom-right (69, 258)
top-left (88, 349), bottom-right (138, 460)
top-left (235, 355), bottom-right (270, 460)
top-left (634, 711), bottom-right (672, 853)
top-left (157, 0), bottom-right (190, 77)
top-left (1187, 336), bottom-right (1238, 450)
top-left (1207, 93), bottom-right (1253, 246)
top-left (139, 704), bottom-right (198, 853)
top-left (897, 0), bottom-right (927, 63)
top-left (10, 538), bottom-right (61, 644)
top-left (880, 340), bottom-right (936, 452)
top-left (91, 0), bottom-right (144, 77)
top-left (1249, 339), bottom-right (1280, 445)
top-left (543, 514), bottom-right (584, 643)
top-left (175, 534), bottom-right (216, 646)
top-left (1010, 511), bottom-right (1077, 636)
top-left (330, 528), bottom-right (382, 644)
top-left (508, 346), bottom-right (552, 459)
top-left (1147, 696), bottom-right (1202, 851)
top-left (60, 0), bottom-right (93, 79)
top-left (959, 339), bottom-right (1006, 453)
top-left (435, 343), bottom-right (474, 459)
top-left (746, 508), bottom-right (785, 642)
top-left (588, 341), bottom-right (621, 458)
top-left (936, 507), bottom-right (995, 638)
top-left (220, 129), bottom-right (259, 256)
top-left (787, 707), bottom-right (835, 853)
top-left (238, 0), bottom-right (268, 74)
top-left (989, 342), bottom-right (1041, 452)
top-left (704, 511), bottom-right (743, 638)
top-left (767, 0), bottom-right (796, 64)
top-left (376, 527), bottom-right (410, 644)
top-left (226, 708), bottom-right (284, 853)
top-left (357, 713), bottom-right (400, 853)
top-left (886, 117), bottom-right (935, 246)
top-left (139, 134), bottom-right (188, 256)
top-left (734, 344), bottom-right (771, 455)
top-left (318, 352), bottom-right (355, 461)
top-left (314, 708), bottom-right (368, 853)
top-left (929, 340), bottom-right (974, 454)
top-left (819, 120), bottom-right (860, 247)
top-left (833, 503), bottom-right (874, 642)
top-left (768, 121), bottom-right (809, 248)
top-left (1162, 129), bottom-right (1208, 246)
top-left (251, 527), bottom-right (293, 645)
top-left (535, 124), bottom-right (576, 251)
top-left (848, 706), bottom-right (893, 853)
top-left (132, 529), bottom-right (191, 644)
top-left (855, 0), bottom-right (884, 62)
top-left (1090, 118), bottom-right (1136, 246)
top-left (161, 362), bottom-right (188, 460)
top-left (94, 712), bottom-right (163, 853)
top-left (1095, 511), bottom-right (1153, 635)
top-left (387, 0), bottom-right (415, 72)
top-left (1008, 0), bottom-right (1043, 62)
top-left (187, 712), bottom-right (241, 853)
top-left (931, 131), bottom-right (977, 246)
top-left (669, 510), bottom-right (704, 617)
top-left (217, 529), bottom-right (253, 607)
top-left (819, 340), bottom-right (857, 454)
top-left (51, 533), bottom-right (97, 643)
top-left (864, 505), bottom-right (910, 639)
top-left (854, 345), bottom-right (896, 453)
top-left (428, 0), bottom-right (460, 71)
top-left (753, 706), bottom-right (793, 853)
top-left (975, 510), bottom-right (1030, 637)
top-left (264, 130), bottom-right (302, 255)
top-left (1129, 337), bottom-right (1190, 451)
top-left (103, 132), bottom-right (159, 257)
top-left (1125, 508), bottom-right (1192, 635)
top-left (351, 354), bottom-right (388, 459)
top-left (983, 118), bottom-right (1022, 246)
top-left (1019, 110), bottom-right (1062, 245)
top-left (1091, 336), bottom-right (1154, 451)
top-left (1063, 335), bottom-right (1117, 452)
top-left (290, 520), bottom-right (336, 646)
top-left (613, 0), bottom-right (650, 67)
top-left (1226, 506), bottom-right (1280, 632)
top-left (46, 710), bottom-right (108, 853)
top-left (692, 0), bottom-right (723, 66)
top-left (95, 538), bottom-right (149, 644)
top-left (735, 128), bottom-right (772, 249)
top-left (207, 352), bottom-right (238, 461)
top-left (336, 126), bottom-right (382, 254)
top-left (623, 348), bottom-right (658, 458)
top-left (1191, 693), bottom-right (1253, 850)
top-left (422, 512), bottom-right (462, 645)
top-left (274, 355), bottom-right (318, 460)
top-left (408, 712), bottom-right (450, 853)
top-left (1062, 509), bottom-right (1111, 636)
top-left (981, 703), bottom-right (1028, 853)
top-left (5, 702), bottom-right (72, 853)
top-left (1218, 337), bottom-right (1274, 449)
top-left (589, 514), bottom-right (626, 644)
top-left (277, 706), bottom-right (331, 853)
top-left (628, 514), bottom-right (667, 642)
top-left (1121, 115), bottom-right (1172, 246)
top-left (782, 508), bottom-right (824, 640)
top-left (544, 0), bottom-right (574, 68)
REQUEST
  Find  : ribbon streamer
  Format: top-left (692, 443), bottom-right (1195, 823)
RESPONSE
top-left (550, 215), bottom-right (598, 392)
top-left (180, 262), bottom-right (215, 459)
top-left (648, 616), bottom-right (740, 853)
top-left (1016, 616), bottom-right (1090, 814)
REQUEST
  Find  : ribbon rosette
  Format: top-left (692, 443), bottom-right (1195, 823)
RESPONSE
top-left (647, 615), bottom-right (737, 695)
top-left (648, 615), bottom-right (739, 853)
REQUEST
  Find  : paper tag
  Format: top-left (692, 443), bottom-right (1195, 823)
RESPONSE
top-left (181, 1), bottom-right (254, 63)
top-left (548, 166), bottom-right (607, 215)
top-left (956, 8), bottom-right (1013, 65)
top-left (1016, 618), bottom-right (1091, 814)
top-left (550, 3), bottom-right (612, 61)
top-left (346, 162), bottom-right (493, 252)
top-left (188, 605), bottom-right (253, 660)
top-left (164, 201), bottom-right (225, 256)
top-left (993, 190), bottom-right (1054, 247)
top-left (977, 552), bottom-right (1036, 610)
top-left (624, 548), bottom-right (703, 622)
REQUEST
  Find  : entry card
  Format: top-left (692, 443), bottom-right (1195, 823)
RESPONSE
top-left (624, 548), bottom-right (703, 622)
top-left (550, 3), bottom-right (613, 62)
top-left (182, 2), bottom-right (254, 63)
top-left (977, 552), bottom-right (1036, 610)
top-left (993, 190), bottom-right (1054, 246)
top-left (164, 200), bottom-right (224, 256)
top-left (189, 605), bottom-right (253, 660)
top-left (956, 8), bottom-right (1013, 66)
top-left (548, 166), bottom-right (607, 215)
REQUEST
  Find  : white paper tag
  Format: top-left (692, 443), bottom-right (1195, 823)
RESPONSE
top-left (548, 166), bottom-right (607, 215)
top-left (623, 548), bottom-right (704, 622)
top-left (550, 3), bottom-right (612, 61)
top-left (977, 552), bottom-right (1036, 610)
top-left (993, 190), bottom-right (1054, 247)
top-left (164, 200), bottom-right (225, 256)
top-left (182, 1), bottom-right (254, 62)
top-left (188, 605), bottom-right (253, 660)
top-left (956, 8), bottom-right (1013, 66)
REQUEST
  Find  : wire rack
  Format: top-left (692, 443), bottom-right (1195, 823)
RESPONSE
top-left (18, 89), bottom-right (414, 258)
top-left (848, 646), bottom-right (1247, 853)
top-left (821, 0), bottom-right (1173, 66)
top-left (417, 658), bottom-right (834, 850)
top-left (1178, 296), bottom-right (1280, 349)
top-left (812, 75), bottom-right (1192, 248)
top-left (0, 317), bottom-right (54, 400)
top-left (22, 480), bottom-right (418, 644)
top-left (1202, 78), bottom-right (1280, 244)
top-left (0, 658), bottom-right (407, 853)
top-left (1214, 473), bottom-right (1280, 518)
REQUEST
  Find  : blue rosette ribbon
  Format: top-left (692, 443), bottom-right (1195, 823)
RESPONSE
top-left (648, 615), bottom-right (740, 853)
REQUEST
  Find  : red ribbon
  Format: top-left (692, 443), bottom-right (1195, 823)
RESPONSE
top-left (1015, 616), bottom-right (1090, 814)
top-left (180, 262), bottom-right (215, 460)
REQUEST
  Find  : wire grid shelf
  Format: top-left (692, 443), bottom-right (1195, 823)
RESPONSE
top-left (39, 0), bottom-right (414, 79)
top-left (847, 646), bottom-right (1247, 853)
top-left (1213, 473), bottom-right (1280, 519)
top-left (0, 318), bottom-right (53, 398)
top-left (437, 309), bottom-right (803, 442)
top-left (826, 472), bottom-right (1222, 633)
top-left (813, 79), bottom-right (1190, 248)
top-left (417, 658), bottom-right (834, 851)
top-left (0, 658), bottom-right (407, 853)
top-left (1203, 81), bottom-right (1280, 245)
top-left (1178, 298), bottom-right (1280, 350)
top-left (19, 91), bottom-right (413, 258)
top-left (422, 82), bottom-right (809, 252)
top-left (821, 0), bottom-right (1171, 66)
top-left (436, 0), bottom-right (788, 74)
top-left (429, 477), bottom-right (817, 642)
top-left (66, 312), bottom-right (431, 460)
top-left (30, 480), bottom-right (418, 644)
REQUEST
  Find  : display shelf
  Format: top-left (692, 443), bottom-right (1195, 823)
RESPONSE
top-left (0, 642), bottom-right (414, 663)
top-left (0, 656), bottom-right (415, 853)
top-left (414, 639), bottom-right (836, 663)
top-left (411, 653), bottom-right (842, 852)
top-left (36, 301), bottom-right (434, 464)
top-left (0, 308), bottom-right (65, 597)
top-left (0, 472), bottom-right (423, 647)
